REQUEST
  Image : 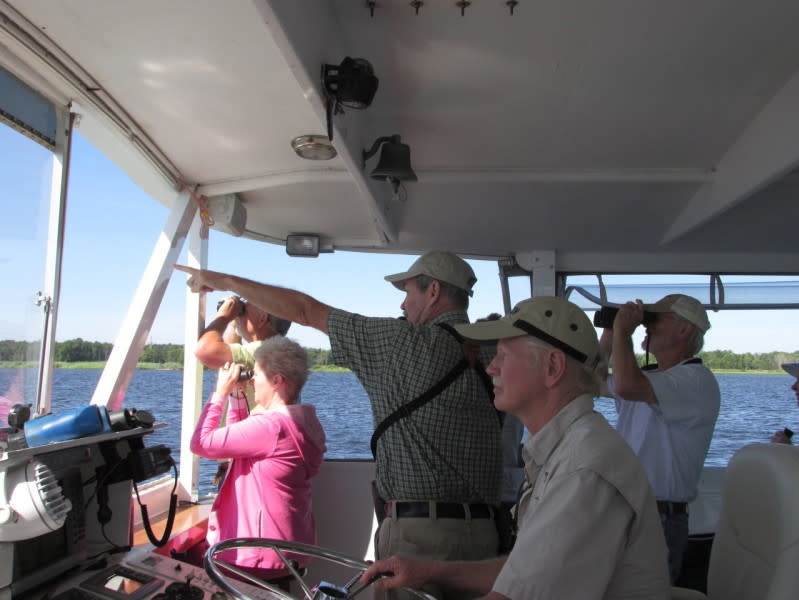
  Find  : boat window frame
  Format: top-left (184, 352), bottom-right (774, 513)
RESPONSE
top-left (0, 66), bottom-right (72, 418)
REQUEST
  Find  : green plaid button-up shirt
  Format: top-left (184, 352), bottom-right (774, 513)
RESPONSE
top-left (329, 308), bottom-right (501, 504)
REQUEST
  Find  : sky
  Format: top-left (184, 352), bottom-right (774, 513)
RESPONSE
top-left (3, 124), bottom-right (799, 354)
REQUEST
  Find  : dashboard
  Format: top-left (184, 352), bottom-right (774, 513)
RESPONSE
top-left (18, 548), bottom-right (283, 600)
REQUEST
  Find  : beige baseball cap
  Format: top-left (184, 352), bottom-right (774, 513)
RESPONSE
top-left (384, 251), bottom-right (477, 296)
top-left (454, 297), bottom-right (600, 367)
top-left (643, 294), bottom-right (710, 333)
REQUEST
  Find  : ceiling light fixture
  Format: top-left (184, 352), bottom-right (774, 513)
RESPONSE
top-left (290, 135), bottom-right (337, 160)
top-left (285, 234), bottom-right (321, 257)
top-left (322, 57), bottom-right (379, 141)
top-left (362, 135), bottom-right (418, 199)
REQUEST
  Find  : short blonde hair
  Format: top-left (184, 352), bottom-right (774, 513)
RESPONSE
top-left (253, 337), bottom-right (310, 403)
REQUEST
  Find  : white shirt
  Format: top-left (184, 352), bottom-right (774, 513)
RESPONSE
top-left (610, 359), bottom-right (720, 502)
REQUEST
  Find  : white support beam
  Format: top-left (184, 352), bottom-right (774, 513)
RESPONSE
top-left (35, 107), bottom-right (71, 417)
top-left (517, 250), bottom-right (556, 298)
top-left (92, 191), bottom-right (196, 409)
top-left (663, 69), bottom-right (799, 243)
top-left (178, 214), bottom-right (208, 503)
top-left (196, 168), bottom-right (351, 197)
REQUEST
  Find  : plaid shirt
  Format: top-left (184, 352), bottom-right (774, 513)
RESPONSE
top-left (329, 308), bottom-right (501, 504)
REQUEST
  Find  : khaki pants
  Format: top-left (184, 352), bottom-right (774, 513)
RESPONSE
top-left (374, 505), bottom-right (499, 600)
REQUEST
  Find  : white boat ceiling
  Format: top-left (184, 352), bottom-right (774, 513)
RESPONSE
top-left (3, 0), bottom-right (799, 273)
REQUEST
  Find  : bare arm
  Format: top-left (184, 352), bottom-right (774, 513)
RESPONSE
top-left (610, 301), bottom-right (657, 404)
top-left (174, 265), bottom-right (334, 333)
top-left (361, 556), bottom-right (507, 598)
top-left (195, 296), bottom-right (239, 368)
top-left (771, 429), bottom-right (792, 444)
top-left (597, 328), bottom-right (612, 397)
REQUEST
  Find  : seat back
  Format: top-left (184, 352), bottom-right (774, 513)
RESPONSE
top-left (707, 443), bottom-right (799, 600)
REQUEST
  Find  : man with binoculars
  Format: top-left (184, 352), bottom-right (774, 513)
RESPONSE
top-left (194, 296), bottom-right (291, 486)
top-left (196, 296), bottom-right (291, 377)
top-left (598, 294), bottom-right (720, 585)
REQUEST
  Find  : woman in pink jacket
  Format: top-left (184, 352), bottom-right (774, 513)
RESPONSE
top-left (190, 336), bottom-right (326, 585)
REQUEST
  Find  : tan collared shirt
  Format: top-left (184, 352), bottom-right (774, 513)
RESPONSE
top-left (493, 395), bottom-right (669, 599)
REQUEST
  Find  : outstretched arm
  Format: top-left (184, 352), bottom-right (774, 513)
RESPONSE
top-left (174, 265), bottom-right (333, 333)
top-left (597, 328), bottom-right (612, 397)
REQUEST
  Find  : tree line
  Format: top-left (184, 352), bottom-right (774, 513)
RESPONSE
top-left (0, 338), bottom-right (338, 368)
top-left (1, 339), bottom-right (797, 372)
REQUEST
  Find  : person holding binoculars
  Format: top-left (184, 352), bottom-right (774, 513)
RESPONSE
top-left (189, 336), bottom-right (326, 590)
top-left (770, 362), bottom-right (799, 444)
top-left (597, 294), bottom-right (720, 585)
top-left (196, 295), bottom-right (291, 375)
top-left (194, 296), bottom-right (292, 486)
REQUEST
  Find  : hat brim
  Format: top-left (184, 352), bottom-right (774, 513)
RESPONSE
top-left (384, 271), bottom-right (413, 289)
top-left (384, 271), bottom-right (475, 296)
top-left (641, 299), bottom-right (710, 332)
top-left (384, 271), bottom-right (413, 284)
top-left (454, 319), bottom-right (527, 343)
top-left (782, 363), bottom-right (799, 378)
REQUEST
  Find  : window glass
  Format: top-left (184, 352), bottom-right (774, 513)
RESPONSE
top-left (0, 123), bottom-right (54, 421)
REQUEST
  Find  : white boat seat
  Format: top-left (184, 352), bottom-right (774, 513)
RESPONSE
top-left (671, 443), bottom-right (799, 600)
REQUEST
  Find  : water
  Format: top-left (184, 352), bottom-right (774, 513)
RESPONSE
top-left (1, 369), bottom-right (795, 497)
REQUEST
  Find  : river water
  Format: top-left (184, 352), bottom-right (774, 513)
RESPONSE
top-left (1, 369), bottom-right (795, 497)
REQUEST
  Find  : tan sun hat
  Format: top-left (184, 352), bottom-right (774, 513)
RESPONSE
top-left (454, 297), bottom-right (600, 367)
top-left (782, 363), bottom-right (799, 378)
top-left (384, 250), bottom-right (477, 296)
top-left (643, 294), bottom-right (710, 333)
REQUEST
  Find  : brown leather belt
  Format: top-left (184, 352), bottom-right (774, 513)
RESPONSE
top-left (657, 501), bottom-right (687, 515)
top-left (385, 501), bottom-right (493, 519)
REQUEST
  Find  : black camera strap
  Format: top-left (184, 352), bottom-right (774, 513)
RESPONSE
top-left (642, 357), bottom-right (702, 371)
top-left (369, 323), bottom-right (499, 459)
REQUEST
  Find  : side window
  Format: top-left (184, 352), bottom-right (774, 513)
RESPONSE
top-left (0, 122), bottom-right (55, 419)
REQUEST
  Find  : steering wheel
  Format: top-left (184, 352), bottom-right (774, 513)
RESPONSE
top-left (204, 538), bottom-right (437, 600)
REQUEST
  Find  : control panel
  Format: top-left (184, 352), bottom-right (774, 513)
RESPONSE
top-left (38, 549), bottom-right (283, 600)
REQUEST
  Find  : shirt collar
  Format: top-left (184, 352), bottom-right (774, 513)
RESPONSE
top-left (522, 394), bottom-right (595, 471)
top-left (429, 309), bottom-right (469, 326)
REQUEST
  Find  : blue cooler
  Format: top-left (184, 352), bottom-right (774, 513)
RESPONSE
top-left (24, 406), bottom-right (113, 447)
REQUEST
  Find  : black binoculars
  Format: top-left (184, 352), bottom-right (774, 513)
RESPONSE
top-left (593, 306), bottom-right (658, 329)
top-left (217, 297), bottom-right (246, 315)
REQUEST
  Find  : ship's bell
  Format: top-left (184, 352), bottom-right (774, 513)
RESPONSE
top-left (369, 139), bottom-right (417, 182)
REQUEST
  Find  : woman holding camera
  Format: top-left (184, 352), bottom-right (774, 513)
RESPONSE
top-left (190, 336), bottom-right (326, 587)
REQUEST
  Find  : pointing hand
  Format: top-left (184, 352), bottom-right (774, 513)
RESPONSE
top-left (174, 264), bottom-right (217, 293)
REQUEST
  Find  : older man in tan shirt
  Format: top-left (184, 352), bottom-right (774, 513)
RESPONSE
top-left (362, 297), bottom-right (670, 600)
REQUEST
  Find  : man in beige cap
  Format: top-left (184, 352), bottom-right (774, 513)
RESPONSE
top-left (362, 297), bottom-right (669, 600)
top-left (175, 251), bottom-right (502, 600)
top-left (599, 293), bottom-right (720, 584)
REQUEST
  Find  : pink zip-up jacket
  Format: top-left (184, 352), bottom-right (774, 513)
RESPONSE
top-left (190, 393), bottom-right (326, 573)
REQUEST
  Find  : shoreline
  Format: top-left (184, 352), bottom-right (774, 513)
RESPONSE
top-left (0, 361), bottom-right (351, 373)
top-left (0, 362), bottom-right (788, 375)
